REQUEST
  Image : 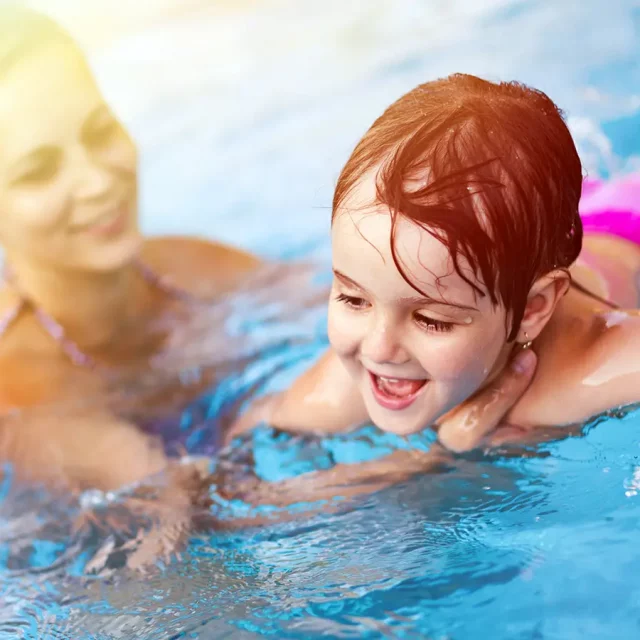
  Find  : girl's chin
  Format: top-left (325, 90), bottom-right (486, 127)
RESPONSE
top-left (366, 402), bottom-right (437, 436)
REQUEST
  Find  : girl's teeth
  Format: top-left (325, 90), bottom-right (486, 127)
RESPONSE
top-left (375, 375), bottom-right (426, 397)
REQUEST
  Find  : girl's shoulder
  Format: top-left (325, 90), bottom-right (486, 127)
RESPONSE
top-left (506, 306), bottom-right (640, 429)
top-left (577, 308), bottom-right (640, 410)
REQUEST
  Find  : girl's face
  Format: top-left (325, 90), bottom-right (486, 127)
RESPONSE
top-left (328, 173), bottom-right (514, 435)
top-left (0, 41), bottom-right (140, 272)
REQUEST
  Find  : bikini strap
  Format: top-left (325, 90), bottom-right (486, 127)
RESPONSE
top-left (0, 300), bottom-right (23, 338)
top-left (570, 280), bottom-right (619, 309)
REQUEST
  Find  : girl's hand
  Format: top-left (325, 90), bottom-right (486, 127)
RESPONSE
top-left (436, 349), bottom-right (537, 452)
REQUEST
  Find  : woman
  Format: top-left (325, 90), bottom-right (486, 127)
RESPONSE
top-left (0, 7), bottom-right (264, 491)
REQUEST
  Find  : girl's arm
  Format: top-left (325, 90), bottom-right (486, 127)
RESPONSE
top-left (228, 347), bottom-right (538, 451)
top-left (209, 348), bottom-right (539, 528)
top-left (227, 349), bottom-right (368, 441)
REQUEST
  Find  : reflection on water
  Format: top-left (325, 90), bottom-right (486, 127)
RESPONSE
top-left (2, 0), bottom-right (640, 638)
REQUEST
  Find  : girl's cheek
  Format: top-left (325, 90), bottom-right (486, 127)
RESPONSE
top-left (327, 305), bottom-right (359, 355)
top-left (416, 329), bottom-right (505, 381)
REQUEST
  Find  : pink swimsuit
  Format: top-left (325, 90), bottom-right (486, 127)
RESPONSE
top-left (580, 172), bottom-right (640, 245)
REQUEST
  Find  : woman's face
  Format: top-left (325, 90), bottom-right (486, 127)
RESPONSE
top-left (0, 41), bottom-right (140, 272)
top-left (328, 173), bottom-right (514, 435)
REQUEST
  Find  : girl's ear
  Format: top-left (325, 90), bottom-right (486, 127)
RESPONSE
top-left (516, 270), bottom-right (571, 343)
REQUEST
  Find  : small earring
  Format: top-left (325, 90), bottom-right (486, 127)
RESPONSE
top-left (521, 331), bottom-right (532, 350)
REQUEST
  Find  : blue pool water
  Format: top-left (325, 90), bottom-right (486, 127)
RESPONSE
top-left (2, 0), bottom-right (640, 637)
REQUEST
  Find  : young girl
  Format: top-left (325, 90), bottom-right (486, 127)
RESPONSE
top-left (232, 73), bottom-right (640, 454)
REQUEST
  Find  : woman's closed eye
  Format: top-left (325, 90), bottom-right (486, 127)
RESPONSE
top-left (335, 292), bottom-right (369, 310)
top-left (16, 159), bottom-right (60, 184)
top-left (414, 312), bottom-right (454, 333)
top-left (86, 118), bottom-right (122, 147)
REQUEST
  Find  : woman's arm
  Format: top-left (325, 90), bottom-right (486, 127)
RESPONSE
top-left (0, 405), bottom-right (168, 491)
top-left (142, 236), bottom-right (261, 297)
top-left (0, 402), bottom-right (216, 574)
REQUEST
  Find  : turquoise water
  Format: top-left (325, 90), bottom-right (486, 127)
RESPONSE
top-left (2, 0), bottom-right (640, 638)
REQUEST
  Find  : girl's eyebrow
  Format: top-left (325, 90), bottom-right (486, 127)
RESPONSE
top-left (333, 269), bottom-right (364, 291)
top-left (400, 294), bottom-right (479, 312)
top-left (333, 269), bottom-right (479, 312)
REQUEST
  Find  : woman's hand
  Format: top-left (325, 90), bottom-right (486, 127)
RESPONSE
top-left (78, 457), bottom-right (213, 575)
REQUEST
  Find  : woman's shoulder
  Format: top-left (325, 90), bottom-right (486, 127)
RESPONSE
top-left (0, 286), bottom-right (20, 320)
top-left (578, 309), bottom-right (640, 407)
top-left (0, 288), bottom-right (54, 360)
top-left (140, 235), bottom-right (261, 296)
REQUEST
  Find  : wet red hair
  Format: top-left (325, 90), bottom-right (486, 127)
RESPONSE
top-left (332, 73), bottom-right (583, 340)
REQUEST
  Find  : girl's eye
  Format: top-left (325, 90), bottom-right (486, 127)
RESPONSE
top-left (335, 293), bottom-right (369, 310)
top-left (414, 313), bottom-right (454, 333)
